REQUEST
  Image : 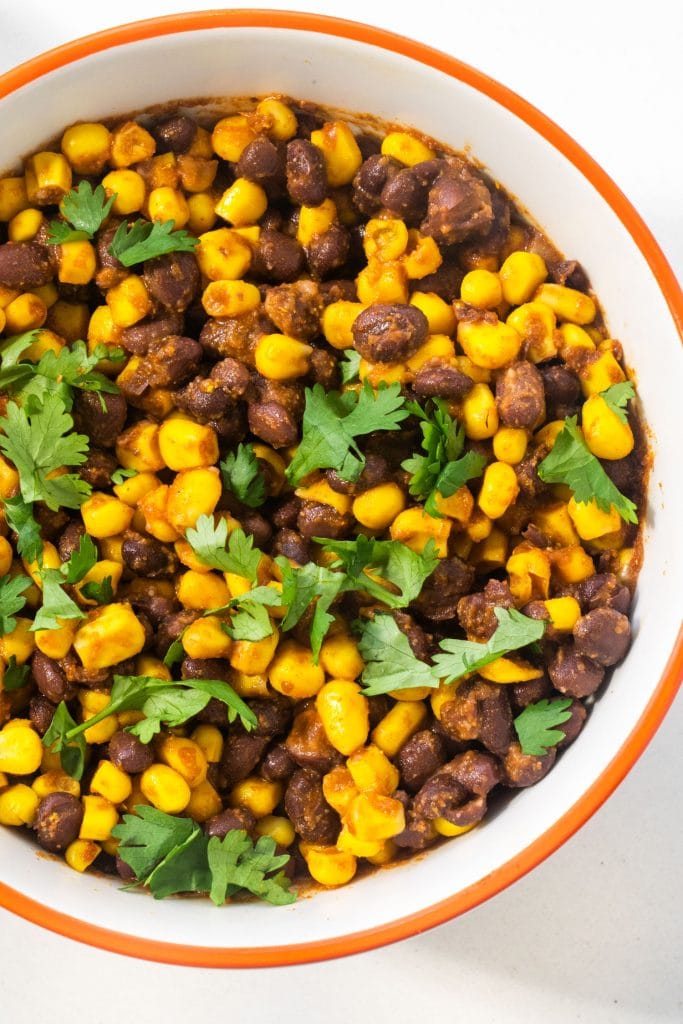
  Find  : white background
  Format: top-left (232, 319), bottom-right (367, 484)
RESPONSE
top-left (0, 2), bottom-right (681, 1021)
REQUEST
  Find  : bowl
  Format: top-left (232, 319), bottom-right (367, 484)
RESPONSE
top-left (0, 9), bottom-right (681, 969)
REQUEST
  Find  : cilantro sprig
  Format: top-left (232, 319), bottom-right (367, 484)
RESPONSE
top-left (220, 443), bottom-right (267, 509)
top-left (513, 697), bottom-right (574, 756)
top-left (320, 536), bottom-right (439, 609)
top-left (537, 415), bottom-right (638, 523)
top-left (30, 534), bottom-right (98, 632)
top-left (286, 381), bottom-right (408, 485)
top-left (109, 219), bottom-right (198, 267)
top-left (600, 381), bottom-right (635, 425)
top-left (0, 340), bottom-right (122, 411)
top-left (276, 559), bottom-right (345, 660)
top-left (47, 181), bottom-right (116, 244)
top-left (0, 574), bottom-right (33, 636)
top-left (432, 608), bottom-right (547, 684)
top-left (2, 656), bottom-right (30, 692)
top-left (112, 808), bottom-right (295, 906)
top-left (185, 518), bottom-right (261, 581)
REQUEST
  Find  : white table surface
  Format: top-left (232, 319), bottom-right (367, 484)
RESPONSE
top-left (0, 2), bottom-right (681, 1021)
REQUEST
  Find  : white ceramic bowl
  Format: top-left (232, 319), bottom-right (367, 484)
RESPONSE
top-left (0, 11), bottom-right (681, 968)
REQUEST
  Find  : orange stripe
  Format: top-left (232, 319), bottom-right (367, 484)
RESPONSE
top-left (0, 9), bottom-right (681, 969)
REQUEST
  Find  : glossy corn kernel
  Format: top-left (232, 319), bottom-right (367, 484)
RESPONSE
top-left (254, 333), bottom-right (313, 381)
top-left (175, 155), bottom-right (217, 194)
top-left (229, 628), bottom-right (280, 676)
top-left (0, 453), bottom-right (20, 499)
top-left (543, 596), bottom-right (582, 632)
top-left (479, 656), bottom-right (543, 683)
top-left (0, 536), bottom-right (13, 575)
top-left (358, 358), bottom-right (408, 387)
top-left (101, 169), bottom-right (146, 215)
top-left (336, 825), bottom-right (384, 859)
top-left (137, 485), bottom-right (179, 543)
top-left (433, 819), bottom-right (477, 838)
top-left (23, 541), bottom-right (61, 587)
top-left (31, 769), bottom-right (81, 800)
top-left (112, 471), bottom-right (158, 507)
top-left (493, 426), bottom-right (528, 465)
top-left (201, 279), bottom-right (261, 318)
top-left (295, 479), bottom-right (352, 516)
top-left (73, 603), bottom-right (146, 671)
top-left (461, 382), bottom-right (499, 439)
top-left (347, 744), bottom-right (399, 795)
top-left (253, 815), bottom-right (295, 849)
top-left (371, 700), bottom-right (428, 758)
top-left (140, 764), bottom-right (191, 814)
top-left (159, 736), bottom-right (208, 789)
top-left (356, 260), bottom-right (409, 305)
top-left (211, 114), bottom-right (256, 162)
top-left (406, 334), bottom-right (456, 373)
top-left (477, 461), bottom-right (520, 519)
top-left (550, 545), bottom-right (595, 584)
top-left (34, 618), bottom-right (79, 660)
top-left (56, 239), bottom-right (96, 286)
top-left (389, 505), bottom-right (451, 558)
top-left (316, 632), bottom-right (362, 682)
top-left (182, 616), bottom-right (232, 660)
top-left (534, 282), bottom-right (596, 324)
top-left (346, 791), bottom-right (406, 842)
top-left (165, 467), bottom-right (222, 535)
top-left (410, 291), bottom-right (456, 335)
top-left (297, 198), bottom-right (337, 246)
top-left (507, 545), bottom-right (551, 604)
top-left (79, 795), bottom-right (118, 841)
top-left (300, 844), bottom-right (356, 886)
top-left (268, 640), bottom-right (325, 699)
top-left (363, 218), bottom-right (409, 262)
top-left (90, 760), bottom-right (132, 805)
top-left (255, 97), bottom-right (298, 140)
top-left (321, 300), bottom-right (364, 350)
top-left (8, 208), bottom-right (44, 242)
top-left (110, 121), bottom-right (156, 168)
top-left (4, 292), bottom-right (47, 333)
top-left (458, 317), bottom-right (522, 370)
top-left (557, 322), bottom-right (595, 358)
top-left (196, 227), bottom-right (253, 281)
top-left (581, 394), bottom-right (635, 460)
top-left (177, 569), bottom-right (229, 611)
top-left (229, 776), bottom-right (282, 819)
top-left (215, 177), bottom-right (268, 227)
top-left (146, 186), bottom-right (190, 228)
top-left (402, 230), bottom-right (442, 279)
top-left (59, 122), bottom-right (111, 174)
top-left (229, 671), bottom-right (269, 700)
top-left (65, 839), bottom-right (100, 873)
top-left (157, 416), bottom-right (219, 472)
top-left (322, 766), bottom-right (359, 817)
top-left (471, 526), bottom-right (508, 571)
top-left (466, 507), bottom-right (493, 543)
top-left (567, 496), bottom-right (622, 541)
top-left (499, 251), bottom-right (547, 305)
top-left (0, 618), bottom-right (35, 665)
top-left (0, 784), bottom-right (39, 826)
top-left (578, 350), bottom-right (626, 397)
top-left (25, 151), bottom-right (72, 205)
top-left (80, 493), bottom-right (134, 539)
top-left (190, 724), bottom-right (224, 764)
top-left (185, 780), bottom-right (223, 823)
top-left (506, 301), bottom-right (557, 363)
top-left (315, 680), bottom-right (369, 756)
top-left (0, 177), bottom-right (29, 221)
top-left (311, 121), bottom-right (362, 187)
top-left (380, 131), bottom-right (435, 166)
top-left (352, 482), bottom-right (406, 531)
top-left (432, 484), bottom-right (474, 525)
top-left (461, 268), bottom-right (503, 309)
top-left (106, 274), bottom-right (152, 328)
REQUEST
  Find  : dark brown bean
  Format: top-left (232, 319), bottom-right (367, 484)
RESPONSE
top-left (261, 744), bottom-right (297, 782)
top-left (411, 556), bottom-right (475, 622)
top-left (457, 579), bottom-right (515, 641)
top-left (249, 697), bottom-right (293, 739)
top-left (352, 154), bottom-right (401, 216)
top-left (252, 230), bottom-right (305, 283)
top-left (143, 252), bottom-right (200, 312)
top-left (393, 809), bottom-right (438, 851)
top-left (29, 695), bottom-right (56, 735)
top-left (57, 521), bottom-right (88, 562)
top-left (285, 706), bottom-right (342, 773)
top-left (548, 646), bottom-right (605, 698)
top-left (286, 139), bottom-right (328, 205)
top-left (79, 449), bottom-right (118, 489)
top-left (209, 357), bottom-right (251, 399)
top-left (196, 698), bottom-right (230, 726)
top-left (392, 610), bottom-right (433, 662)
top-left (175, 375), bottom-right (233, 421)
top-left (237, 137), bottom-right (286, 192)
top-left (94, 224), bottom-right (126, 289)
top-left (381, 167), bottom-right (430, 222)
top-left (264, 280), bottom-right (323, 340)
top-left (284, 768), bottom-right (340, 844)
top-left (319, 278), bottom-right (357, 305)
top-left (421, 161), bottom-right (494, 245)
top-left (205, 807), bottom-right (256, 839)
top-left (510, 676), bottom-right (552, 712)
top-left (153, 608), bottom-right (198, 656)
top-left (502, 741), bottom-right (556, 788)
top-left (34, 793), bottom-right (84, 853)
top-left (273, 527), bottom-right (312, 565)
top-left (327, 453), bottom-right (391, 496)
top-left (153, 115), bottom-right (197, 154)
top-left (540, 365), bottom-right (581, 421)
top-left (248, 400), bottom-right (298, 448)
top-left (239, 510), bottom-right (273, 550)
top-left (306, 224), bottom-right (350, 279)
top-left (550, 259), bottom-right (590, 292)
top-left (557, 700), bottom-right (588, 748)
top-left (73, 392), bottom-right (127, 449)
top-left (575, 573), bottom-right (631, 615)
top-left (253, 376), bottom-right (305, 419)
top-left (573, 608), bottom-right (631, 666)
top-left (59, 651), bottom-right (111, 688)
top-left (122, 580), bottom-right (179, 630)
top-left (31, 652), bottom-right (75, 703)
top-left (412, 361), bottom-right (474, 400)
top-left (352, 302), bottom-right (428, 363)
top-left (120, 312), bottom-right (183, 355)
top-left (108, 730), bottom-right (153, 774)
top-left (121, 530), bottom-right (177, 578)
top-left (413, 750), bottom-right (500, 827)
top-left (411, 260), bottom-right (464, 302)
top-left (496, 361), bottom-right (546, 430)
top-left (297, 502), bottom-right (351, 540)
top-left (181, 657), bottom-right (232, 682)
top-left (218, 730), bottom-right (269, 789)
top-left (398, 730), bottom-right (448, 793)
top-left (0, 241), bottom-right (53, 289)
top-left (308, 347), bottom-right (341, 389)
top-left (145, 335), bottom-right (203, 388)
top-left (440, 679), bottom-right (514, 756)
top-left (116, 855), bottom-right (137, 882)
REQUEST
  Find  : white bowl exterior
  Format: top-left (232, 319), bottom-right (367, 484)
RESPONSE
top-left (1, 26), bottom-right (681, 952)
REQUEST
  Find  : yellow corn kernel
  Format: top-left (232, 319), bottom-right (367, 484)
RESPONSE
top-left (531, 502), bottom-right (579, 547)
top-left (4, 292), bottom-right (47, 334)
top-left (466, 507), bottom-right (493, 543)
top-left (25, 151), bottom-right (72, 205)
top-left (301, 843), bottom-right (355, 886)
top-left (356, 260), bottom-right (409, 305)
top-left (310, 121), bottom-right (362, 187)
top-left (406, 334), bottom-right (456, 373)
top-left (581, 394), bottom-right (634, 460)
top-left (493, 426), bottom-right (528, 465)
top-left (402, 230), bottom-right (442, 280)
top-left (321, 300), bottom-right (364, 350)
top-left (499, 251), bottom-right (547, 305)
top-left (31, 770), bottom-right (80, 800)
top-left (390, 506), bottom-right (451, 558)
top-left (371, 701), bottom-right (427, 758)
top-left (177, 569), bottom-right (229, 611)
top-left (229, 627), bottom-right (280, 676)
top-left (184, 779), bottom-right (223, 823)
top-left (254, 815), bottom-right (295, 849)
top-left (507, 545), bottom-right (551, 604)
top-left (73, 603), bottom-right (146, 671)
top-left (567, 496), bottom-right (622, 541)
top-left (351, 482), bottom-right (406, 531)
top-left (316, 680), bottom-right (369, 757)
top-left (268, 640), bottom-right (325, 699)
top-left (101, 169), bottom-right (146, 215)
top-left (0, 782), bottom-right (39, 826)
top-left (471, 526), bottom-right (508, 570)
top-left (253, 97), bottom-right (296, 140)
top-left (550, 545), bottom-right (595, 584)
top-left (319, 631), bottom-right (364, 681)
top-left (90, 760), bottom-right (132, 805)
top-left (97, 537), bottom-right (123, 567)
top-left (65, 838), bottom-right (100, 872)
top-left (157, 416), bottom-right (219, 472)
top-left (40, 747), bottom-right (63, 773)
top-left (543, 596), bottom-right (582, 632)
top-left (254, 333), bottom-right (313, 381)
top-left (363, 218), bottom-right (409, 262)
top-left (433, 819), bottom-right (476, 838)
top-left (461, 382), bottom-right (499, 439)
top-left (335, 824), bottom-right (384, 858)
top-left (229, 776), bottom-right (282, 819)
top-left (229, 671), bottom-right (269, 699)
top-left (106, 274), bottom-right (152, 329)
top-left (211, 114), bottom-right (256, 162)
top-left (366, 839), bottom-right (397, 865)
top-left (432, 484), bottom-right (474, 525)
top-left (23, 541), bottom-right (61, 587)
top-left (182, 616), bottom-right (231, 661)
top-left (8, 207), bottom-right (44, 242)
top-left (477, 461), bottom-right (520, 519)
top-left (578, 350), bottom-right (626, 397)
top-left (87, 306), bottom-right (123, 359)
top-left (0, 177), bottom-right (29, 221)
top-left (201, 279), bottom-right (261, 319)
top-left (358, 358), bottom-right (408, 387)
top-left (190, 724), bottom-right (224, 765)
top-left (0, 537), bottom-right (13, 576)
top-left (158, 736), bottom-right (208, 789)
top-left (214, 177), bottom-right (268, 227)
top-left (346, 791), bottom-right (405, 842)
top-left (322, 766), bottom-right (358, 817)
top-left (184, 125), bottom-right (211, 160)
top-left (83, 712), bottom-right (117, 748)
top-left (166, 467), bottom-right (222, 533)
top-left (140, 763), bottom-right (191, 814)
top-left (461, 268), bottom-right (503, 310)
top-left (453, 354), bottom-right (490, 384)
top-left (34, 618), bottom-right (78, 660)
top-left (534, 282), bottom-right (596, 324)
top-left (557, 322), bottom-right (595, 358)
top-left (45, 299), bottom-right (89, 343)
top-left (479, 657), bottom-right (543, 683)
top-left (381, 131), bottom-right (435, 166)
top-left (507, 301), bottom-right (557, 363)
top-left (137, 485), bottom-right (179, 543)
top-left (80, 493), bottom-right (134, 539)
top-left (458, 318), bottom-right (521, 370)
top-left (146, 186), bottom-right (190, 229)
top-left (60, 122), bottom-right (111, 174)
top-left (410, 291), bottom-right (456, 335)
top-left (0, 453), bottom-right (20, 499)
top-left (56, 240), bottom-right (96, 286)
top-left (113, 470), bottom-right (158, 506)
top-left (76, 560), bottom-right (123, 605)
top-left (347, 744), bottom-right (399, 795)
top-left (297, 198), bottom-right (337, 247)
top-left (196, 226), bottom-right (253, 281)
top-left (79, 795), bottom-right (118, 841)
top-left (110, 121), bottom-right (156, 168)
top-left (431, 682), bottom-right (460, 718)
top-left (0, 618), bottom-right (35, 665)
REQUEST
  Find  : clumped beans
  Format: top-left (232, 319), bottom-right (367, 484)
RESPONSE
top-left (0, 95), bottom-right (646, 899)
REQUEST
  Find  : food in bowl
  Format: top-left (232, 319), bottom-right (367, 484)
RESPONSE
top-left (0, 94), bottom-right (646, 906)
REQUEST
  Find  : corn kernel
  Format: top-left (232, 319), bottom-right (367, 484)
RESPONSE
top-left (80, 492), bottom-right (134, 538)
top-left (201, 279), bottom-right (261, 318)
top-left (90, 761), bottom-right (132, 805)
top-left (146, 186), bottom-right (189, 228)
top-left (190, 724), bottom-right (224, 764)
top-left (402, 230), bottom-right (442, 279)
top-left (506, 301), bottom-right (557, 363)
top-left (351, 482), bottom-right (406, 532)
top-left (0, 537), bottom-right (13, 576)
top-left (300, 844), bottom-right (355, 886)
top-left (137, 485), bottom-right (179, 543)
top-left (0, 784), bottom-right (39, 826)
top-left (166, 466), bottom-right (222, 531)
top-left (477, 461), bottom-right (520, 519)
top-left (410, 291), bottom-right (456, 335)
top-left (567, 496), bottom-right (622, 540)
top-left (381, 131), bottom-right (435, 166)
top-left (196, 227), bottom-right (252, 281)
top-left (60, 122), bottom-right (111, 174)
top-left (159, 736), bottom-right (208, 789)
top-left (578, 350), bottom-right (626, 397)
top-left (8, 208), bottom-right (44, 242)
top-left (214, 177), bottom-right (268, 227)
top-left (347, 744), bottom-right (399, 795)
top-left (254, 333), bottom-right (313, 381)
top-left (31, 769), bottom-right (80, 799)
top-left (321, 300), bottom-right (365, 350)
top-left (405, 334), bottom-right (456, 373)
top-left (76, 560), bottom-right (123, 605)
top-left (0, 617), bottom-right (35, 665)
top-left (229, 776), bottom-right (282, 819)
top-left (581, 394), bottom-right (634, 460)
top-left (499, 251), bottom-right (547, 305)
top-left (158, 416), bottom-right (219, 472)
top-left (311, 121), bottom-right (362, 187)
top-left (322, 766), bottom-right (359, 817)
top-left (269, 640), bottom-right (325, 699)
top-left (73, 603), bottom-right (146, 671)
top-left (4, 292), bottom-right (47, 334)
top-left (65, 838), bottom-right (100, 872)
top-left (177, 569), bottom-right (229, 611)
top-left (182, 616), bottom-right (231, 661)
top-left (557, 322), bottom-right (595, 357)
top-left (140, 764), bottom-right (191, 814)
top-left (534, 282), bottom-right (596, 324)
top-left (471, 526), bottom-right (508, 570)
top-left (507, 545), bottom-right (551, 604)
top-left (319, 632), bottom-right (364, 681)
top-left (184, 779), bottom-right (223, 822)
top-left (543, 596), bottom-right (582, 632)
top-left (34, 618), bottom-right (78, 660)
top-left (79, 795), bottom-right (118, 841)
top-left (25, 151), bottom-right (72, 205)
top-left (315, 680), bottom-right (369, 756)
top-left (113, 470), bottom-right (158, 506)
top-left (110, 121), bottom-right (156, 168)
top-left (346, 791), bottom-right (405, 842)
top-left (493, 426), bottom-right (528, 464)
top-left (461, 382), bottom-right (499, 439)
top-left (336, 824), bottom-right (384, 858)
top-left (432, 484), bottom-right (474, 525)
top-left (479, 656), bottom-right (543, 683)
top-left (461, 268), bottom-right (503, 309)
top-left (550, 545), bottom-right (595, 584)
top-left (356, 260), bottom-right (409, 305)
top-left (297, 198), bottom-right (337, 246)
top-left (458, 318), bottom-right (521, 370)
top-left (101, 169), bottom-right (146, 215)
top-left (371, 701), bottom-right (427, 758)
top-left (390, 506), bottom-right (451, 558)
top-left (433, 818), bottom-right (477, 838)
top-left (211, 114), bottom-right (256, 162)
top-left (229, 628), bottom-right (280, 676)
top-left (106, 274), bottom-right (152, 328)
top-left (0, 177), bottom-right (29, 221)
top-left (363, 218), bottom-right (409, 262)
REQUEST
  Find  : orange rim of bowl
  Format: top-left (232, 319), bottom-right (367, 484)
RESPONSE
top-left (0, 9), bottom-right (681, 969)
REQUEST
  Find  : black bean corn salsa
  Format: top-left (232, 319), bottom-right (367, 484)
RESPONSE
top-left (0, 97), bottom-right (646, 903)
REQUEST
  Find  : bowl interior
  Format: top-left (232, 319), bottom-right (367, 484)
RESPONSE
top-left (0, 21), bottom-right (681, 962)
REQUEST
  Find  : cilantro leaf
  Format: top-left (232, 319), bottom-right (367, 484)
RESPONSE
top-left (320, 536), bottom-right (439, 609)
top-left (0, 574), bottom-right (32, 636)
top-left (80, 576), bottom-right (114, 604)
top-left (128, 688), bottom-right (211, 744)
top-left (537, 416), bottom-right (638, 524)
top-left (600, 381), bottom-right (635, 425)
top-left (286, 382), bottom-right (408, 485)
top-left (47, 182), bottom-right (115, 243)
top-left (111, 467), bottom-right (138, 486)
top-left (11, 341), bottom-right (122, 411)
top-left (0, 395), bottom-right (91, 511)
top-left (109, 219), bottom-right (198, 267)
top-left (112, 805), bottom-right (197, 881)
top-left (356, 613), bottom-right (436, 696)
top-left (185, 517), bottom-right (261, 581)
top-left (220, 443), bottom-right (266, 509)
top-left (424, 450), bottom-right (487, 518)
top-left (62, 534), bottom-right (99, 585)
top-left (163, 635), bottom-right (186, 668)
top-left (226, 600), bottom-right (275, 642)
top-left (43, 702), bottom-right (87, 780)
top-left (432, 607), bottom-right (546, 684)
top-left (2, 656), bottom-right (30, 692)
top-left (513, 697), bottom-right (574, 756)
top-left (207, 832), bottom-right (295, 906)
top-left (146, 828), bottom-right (212, 900)
top-left (340, 349), bottom-right (361, 384)
top-left (31, 570), bottom-right (85, 631)
top-left (276, 559), bottom-right (345, 660)
top-left (0, 330), bottom-right (39, 370)
top-left (3, 498), bottom-right (42, 562)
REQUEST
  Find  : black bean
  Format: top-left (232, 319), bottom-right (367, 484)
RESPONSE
top-left (573, 608), bottom-right (631, 666)
top-left (252, 229), bottom-right (305, 282)
top-left (0, 241), bottom-right (52, 289)
top-left (284, 768), bottom-right (340, 844)
top-left (153, 115), bottom-right (197, 154)
top-left (496, 361), bottom-right (546, 429)
top-left (352, 302), bottom-right (428, 363)
top-left (34, 793), bottom-right (84, 853)
top-left (31, 652), bottom-right (75, 703)
top-left (122, 530), bottom-right (177, 578)
top-left (548, 646), bottom-right (605, 698)
top-left (248, 401), bottom-right (298, 448)
top-left (412, 362), bottom-right (474, 399)
top-left (143, 252), bottom-right (200, 312)
top-left (286, 139), bottom-right (327, 205)
top-left (306, 224), bottom-right (350, 279)
top-left (73, 392), bottom-right (127, 449)
top-left (108, 731), bottom-right (153, 774)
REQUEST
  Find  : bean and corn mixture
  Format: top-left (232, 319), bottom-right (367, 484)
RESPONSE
top-left (0, 97), bottom-right (646, 903)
